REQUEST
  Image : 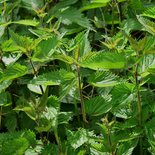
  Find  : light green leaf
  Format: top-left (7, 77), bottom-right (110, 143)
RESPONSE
top-left (27, 84), bottom-right (46, 94)
top-left (80, 0), bottom-right (110, 12)
top-left (50, 7), bottom-right (91, 29)
top-left (58, 112), bottom-right (73, 124)
top-left (0, 63), bottom-right (28, 82)
top-left (80, 52), bottom-right (126, 70)
top-left (84, 96), bottom-right (112, 116)
top-left (0, 80), bottom-right (12, 93)
top-left (33, 35), bottom-right (59, 61)
top-left (88, 71), bottom-right (121, 87)
top-left (142, 6), bottom-right (155, 19)
top-left (137, 15), bottom-right (155, 35)
top-left (67, 128), bottom-right (93, 149)
top-left (0, 92), bottom-right (11, 107)
top-left (117, 140), bottom-right (138, 155)
top-left (14, 106), bottom-right (36, 120)
top-left (29, 69), bottom-right (75, 86)
top-left (13, 20), bottom-right (39, 26)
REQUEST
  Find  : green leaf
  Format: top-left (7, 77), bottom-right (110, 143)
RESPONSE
top-left (67, 128), bottom-right (93, 149)
top-left (48, 6), bottom-right (91, 29)
top-left (0, 91), bottom-right (11, 107)
top-left (80, 52), bottom-right (126, 70)
top-left (0, 80), bottom-right (12, 93)
top-left (13, 20), bottom-right (39, 26)
top-left (74, 30), bottom-right (91, 57)
top-left (35, 107), bottom-right (58, 132)
top-left (29, 69), bottom-right (75, 86)
top-left (0, 130), bottom-right (36, 155)
top-left (80, 0), bottom-right (110, 12)
top-left (33, 35), bottom-right (59, 61)
top-left (84, 96), bottom-right (112, 116)
top-left (137, 15), bottom-right (155, 35)
top-left (27, 84), bottom-right (46, 94)
top-left (88, 71), bottom-right (121, 87)
top-left (58, 112), bottom-right (73, 124)
top-left (111, 83), bottom-right (135, 119)
top-left (142, 6), bottom-right (155, 19)
top-left (0, 63), bottom-right (28, 82)
top-left (46, 0), bottom-right (79, 23)
top-left (116, 140), bottom-right (138, 155)
top-left (14, 106), bottom-right (37, 120)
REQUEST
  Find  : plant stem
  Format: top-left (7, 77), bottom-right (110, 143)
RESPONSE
top-left (29, 58), bottom-right (44, 94)
top-left (105, 118), bottom-right (115, 155)
top-left (54, 130), bottom-right (62, 154)
top-left (76, 65), bottom-right (88, 123)
top-left (135, 62), bottom-right (143, 155)
top-left (75, 45), bottom-right (88, 123)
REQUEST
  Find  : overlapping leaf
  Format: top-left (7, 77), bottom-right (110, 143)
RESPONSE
top-left (29, 69), bottom-right (75, 86)
top-left (80, 52), bottom-right (126, 70)
top-left (0, 63), bottom-right (28, 82)
top-left (84, 96), bottom-right (112, 116)
top-left (88, 71), bottom-right (121, 87)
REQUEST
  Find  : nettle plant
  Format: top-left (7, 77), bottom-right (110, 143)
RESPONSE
top-left (1, 0), bottom-right (155, 154)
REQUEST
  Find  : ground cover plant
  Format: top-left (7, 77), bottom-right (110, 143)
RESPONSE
top-left (1, 0), bottom-right (155, 154)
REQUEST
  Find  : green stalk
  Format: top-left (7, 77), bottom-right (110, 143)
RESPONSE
top-left (29, 58), bottom-right (44, 94)
top-left (76, 65), bottom-right (88, 123)
top-left (135, 62), bottom-right (143, 155)
top-left (54, 130), bottom-right (62, 155)
top-left (76, 46), bottom-right (88, 124)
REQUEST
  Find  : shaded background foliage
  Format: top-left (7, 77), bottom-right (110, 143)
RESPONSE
top-left (1, 0), bottom-right (155, 154)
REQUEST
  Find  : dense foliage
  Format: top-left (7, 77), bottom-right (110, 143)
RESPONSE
top-left (1, 0), bottom-right (155, 154)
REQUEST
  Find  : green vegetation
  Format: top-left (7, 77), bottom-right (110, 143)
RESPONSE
top-left (1, 0), bottom-right (155, 154)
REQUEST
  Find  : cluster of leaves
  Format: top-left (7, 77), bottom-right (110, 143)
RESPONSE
top-left (1, 0), bottom-right (155, 154)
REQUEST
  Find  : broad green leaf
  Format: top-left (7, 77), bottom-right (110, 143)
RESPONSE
top-left (9, 31), bottom-right (33, 53)
top-left (35, 107), bottom-right (58, 132)
top-left (21, 0), bottom-right (44, 10)
top-left (84, 96), bottom-right (112, 116)
top-left (1, 137), bottom-right (29, 155)
top-left (46, 0), bottom-right (79, 23)
top-left (80, 52), bottom-right (126, 70)
top-left (0, 80), bottom-right (12, 93)
top-left (0, 91), bottom-right (11, 107)
top-left (74, 30), bottom-right (91, 57)
top-left (0, 130), bottom-right (36, 155)
top-left (137, 15), bottom-right (155, 35)
top-left (52, 54), bottom-right (76, 64)
top-left (58, 112), bottom-right (73, 124)
top-left (140, 54), bottom-right (155, 77)
top-left (67, 128), bottom-right (93, 149)
top-left (39, 87), bottom-right (49, 108)
top-left (33, 35), bottom-right (59, 61)
top-left (80, 0), bottom-right (110, 12)
top-left (27, 84), bottom-right (46, 94)
top-left (29, 69), bottom-right (75, 86)
top-left (0, 63), bottom-right (28, 82)
top-left (117, 140), bottom-right (138, 155)
top-left (88, 71), bottom-right (121, 87)
top-left (49, 7), bottom-right (91, 29)
top-left (142, 6), bottom-right (155, 19)
top-left (111, 83), bottom-right (135, 119)
top-left (14, 106), bottom-right (36, 120)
